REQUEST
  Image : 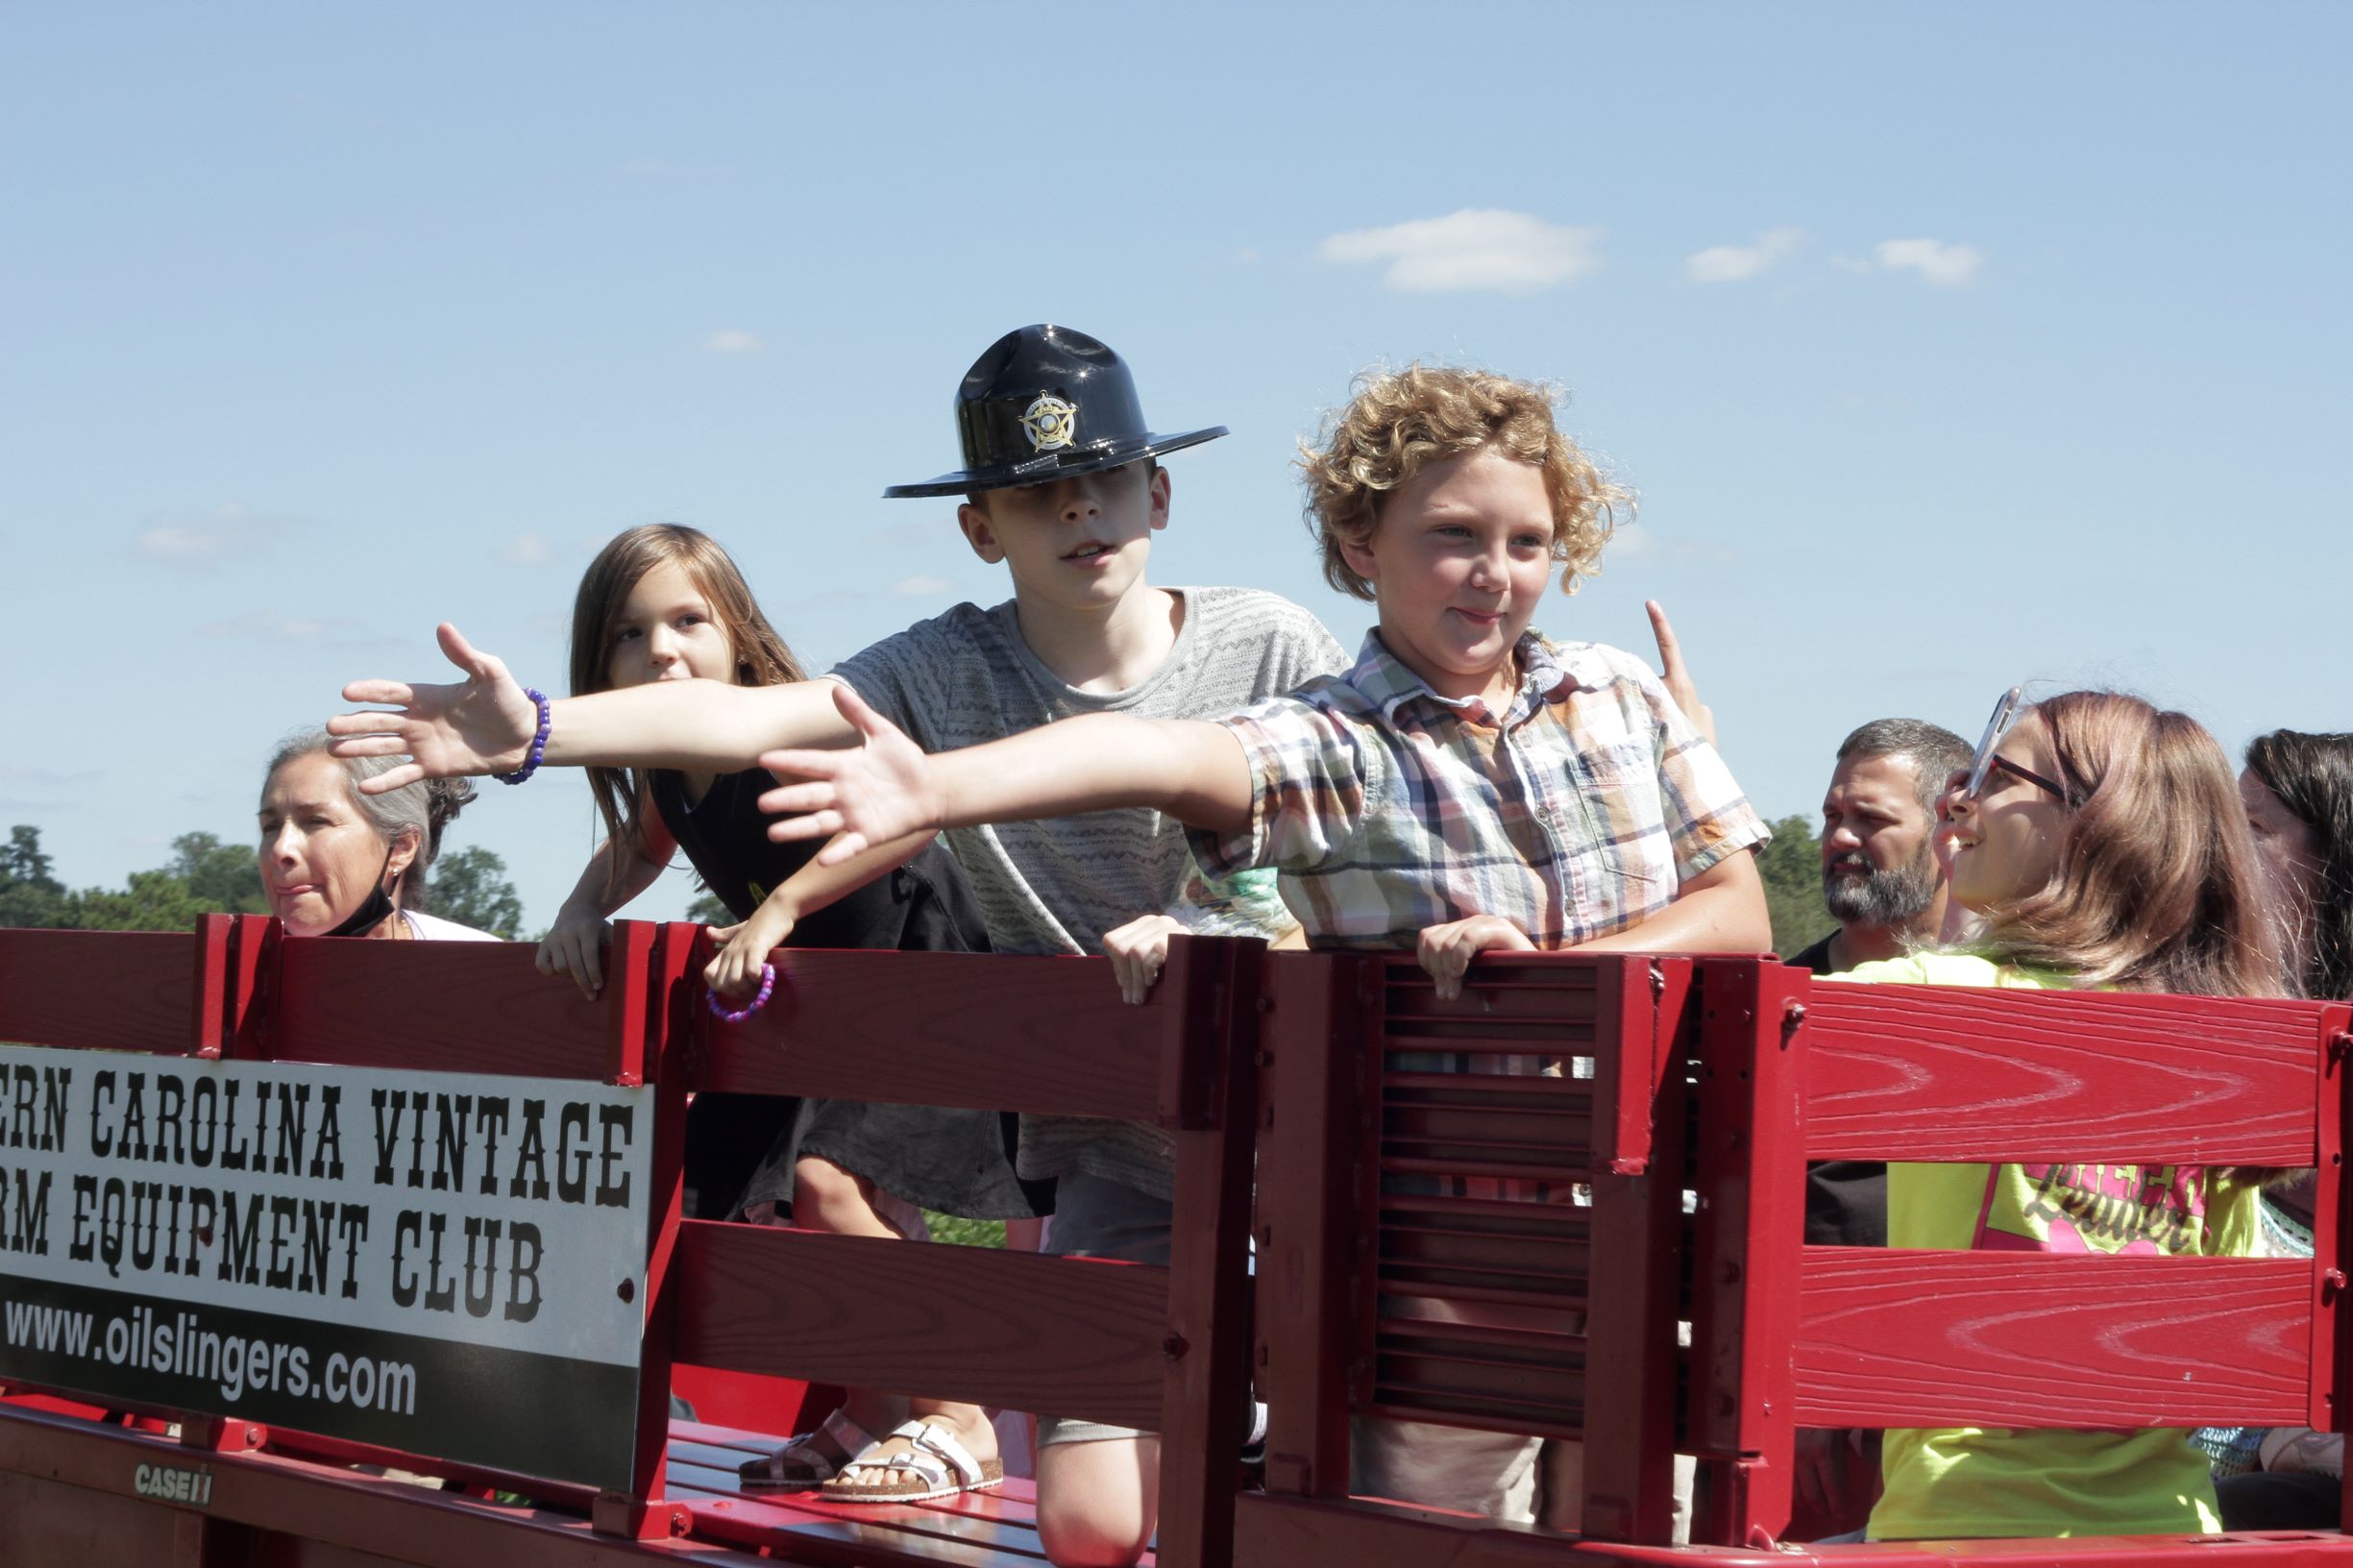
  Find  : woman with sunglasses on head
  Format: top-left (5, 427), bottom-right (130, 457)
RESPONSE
top-left (1830, 689), bottom-right (2285, 1543)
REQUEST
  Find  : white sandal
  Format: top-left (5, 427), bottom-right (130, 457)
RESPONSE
top-left (821, 1418), bottom-right (1005, 1504)
top-left (737, 1409), bottom-right (876, 1489)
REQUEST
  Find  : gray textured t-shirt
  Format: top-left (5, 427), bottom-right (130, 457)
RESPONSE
top-left (830, 586), bottom-right (1348, 1196)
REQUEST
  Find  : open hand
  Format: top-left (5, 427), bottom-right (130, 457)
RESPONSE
top-left (756, 684), bottom-right (944, 865)
top-left (1417, 915), bottom-right (1536, 1002)
top-left (327, 624), bottom-right (539, 793)
top-left (1102, 914), bottom-right (1187, 1006)
top-left (1645, 600), bottom-right (1716, 747)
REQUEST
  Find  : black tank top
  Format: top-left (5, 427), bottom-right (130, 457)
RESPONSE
top-left (648, 767), bottom-right (990, 955)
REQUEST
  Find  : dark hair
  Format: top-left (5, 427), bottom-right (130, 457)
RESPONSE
top-left (1835, 718), bottom-right (1973, 813)
top-left (2244, 729), bottom-right (2353, 1000)
top-left (568, 526), bottom-right (806, 892)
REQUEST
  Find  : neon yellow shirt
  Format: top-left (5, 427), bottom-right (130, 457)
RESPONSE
top-left (1830, 952), bottom-right (2260, 1541)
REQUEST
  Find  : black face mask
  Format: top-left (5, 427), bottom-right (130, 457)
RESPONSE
top-left (325, 848), bottom-right (399, 938)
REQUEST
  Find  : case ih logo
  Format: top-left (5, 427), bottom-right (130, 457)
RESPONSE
top-left (134, 1462), bottom-right (213, 1507)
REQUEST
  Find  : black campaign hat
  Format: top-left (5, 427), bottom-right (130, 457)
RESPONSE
top-left (883, 324), bottom-right (1226, 499)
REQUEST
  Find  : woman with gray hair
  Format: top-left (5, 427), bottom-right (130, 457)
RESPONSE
top-left (256, 729), bottom-right (493, 941)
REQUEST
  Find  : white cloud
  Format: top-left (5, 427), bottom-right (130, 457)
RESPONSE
top-left (134, 503), bottom-right (298, 565)
top-left (498, 532), bottom-right (554, 566)
top-left (1872, 237), bottom-right (1984, 287)
top-left (1683, 227), bottom-right (1804, 283)
top-left (1316, 208), bottom-right (1604, 295)
top-left (894, 576), bottom-right (952, 597)
top-left (1234, 246), bottom-right (1262, 265)
top-left (194, 612), bottom-right (394, 649)
top-left (704, 329), bottom-right (762, 355)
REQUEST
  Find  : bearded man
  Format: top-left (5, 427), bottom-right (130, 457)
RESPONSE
top-left (1780, 718), bottom-right (1972, 1541)
top-left (1787, 718), bottom-right (1972, 975)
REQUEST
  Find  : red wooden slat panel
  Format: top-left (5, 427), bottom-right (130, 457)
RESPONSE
top-left (674, 1219), bottom-right (1167, 1432)
top-left (270, 937), bottom-right (614, 1078)
top-left (1796, 1246), bottom-right (2310, 1429)
top-left (701, 948), bottom-right (1168, 1123)
top-left (1256, 954), bottom-right (1375, 1502)
top-left (1801, 984), bottom-right (2327, 1165)
top-left (0, 929), bottom-right (193, 1054)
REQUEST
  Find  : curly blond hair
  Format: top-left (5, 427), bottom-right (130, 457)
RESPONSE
top-left (1298, 365), bottom-right (1629, 601)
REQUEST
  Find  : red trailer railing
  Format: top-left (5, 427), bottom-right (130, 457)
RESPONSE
top-left (5, 919), bottom-right (2353, 1568)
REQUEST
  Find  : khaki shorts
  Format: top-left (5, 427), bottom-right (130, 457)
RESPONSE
top-left (1035, 1173), bottom-right (1172, 1447)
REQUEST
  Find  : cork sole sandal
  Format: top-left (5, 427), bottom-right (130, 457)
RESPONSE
top-left (821, 1418), bottom-right (1005, 1504)
top-left (737, 1409), bottom-right (876, 1490)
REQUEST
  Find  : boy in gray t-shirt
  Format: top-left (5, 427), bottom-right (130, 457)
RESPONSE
top-left (329, 324), bottom-right (1341, 1550)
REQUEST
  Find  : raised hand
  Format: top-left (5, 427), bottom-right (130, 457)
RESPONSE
top-left (327, 624), bottom-right (540, 793)
top-left (1645, 600), bottom-right (1716, 747)
top-left (756, 684), bottom-right (944, 865)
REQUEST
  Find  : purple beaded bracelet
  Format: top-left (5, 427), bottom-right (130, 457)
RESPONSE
top-left (707, 963), bottom-right (776, 1023)
top-left (495, 688), bottom-right (552, 786)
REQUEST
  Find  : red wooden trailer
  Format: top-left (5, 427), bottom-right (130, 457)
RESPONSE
top-left (3, 919), bottom-right (2351, 1568)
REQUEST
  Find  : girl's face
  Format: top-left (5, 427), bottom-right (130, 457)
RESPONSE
top-left (257, 751), bottom-right (409, 937)
top-left (1339, 446), bottom-right (1556, 707)
top-left (603, 559), bottom-right (738, 690)
top-left (1937, 708), bottom-right (2072, 913)
top-left (2241, 769), bottom-right (2323, 931)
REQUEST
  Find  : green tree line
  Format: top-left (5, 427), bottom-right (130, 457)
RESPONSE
top-left (0, 824), bottom-right (527, 940)
top-left (5, 816), bottom-right (1837, 956)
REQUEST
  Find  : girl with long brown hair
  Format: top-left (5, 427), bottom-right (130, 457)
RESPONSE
top-left (534, 525), bottom-right (1048, 1492)
top-left (1837, 688), bottom-right (2282, 1542)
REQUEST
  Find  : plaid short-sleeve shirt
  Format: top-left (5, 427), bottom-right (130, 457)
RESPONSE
top-left (1189, 630), bottom-right (1769, 1203)
top-left (1189, 630), bottom-right (1770, 951)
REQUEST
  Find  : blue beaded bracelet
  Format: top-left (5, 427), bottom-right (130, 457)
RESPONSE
top-left (495, 688), bottom-right (552, 785)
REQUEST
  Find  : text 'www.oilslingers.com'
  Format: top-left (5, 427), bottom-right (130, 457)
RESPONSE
top-left (3, 1293), bottom-right (417, 1414)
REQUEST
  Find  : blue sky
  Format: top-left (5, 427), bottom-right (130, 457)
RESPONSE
top-left (5, 4), bottom-right (2346, 929)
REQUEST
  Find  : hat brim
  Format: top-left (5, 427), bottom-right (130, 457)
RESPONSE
top-left (882, 427), bottom-right (1227, 499)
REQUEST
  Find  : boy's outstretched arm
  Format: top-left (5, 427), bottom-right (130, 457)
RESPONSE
top-left (326, 623), bottom-right (859, 793)
top-left (759, 685), bottom-right (1252, 864)
top-left (1577, 850), bottom-right (1770, 955)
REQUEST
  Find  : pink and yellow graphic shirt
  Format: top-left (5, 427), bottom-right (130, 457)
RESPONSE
top-left (1832, 952), bottom-right (2259, 1541)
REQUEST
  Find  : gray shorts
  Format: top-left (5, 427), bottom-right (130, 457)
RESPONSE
top-left (1036, 1172), bottom-right (1171, 1448)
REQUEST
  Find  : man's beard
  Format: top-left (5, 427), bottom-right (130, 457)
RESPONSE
top-left (1823, 848), bottom-right (1940, 928)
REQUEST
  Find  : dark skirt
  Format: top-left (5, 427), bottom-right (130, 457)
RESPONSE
top-left (733, 1098), bottom-right (1052, 1222)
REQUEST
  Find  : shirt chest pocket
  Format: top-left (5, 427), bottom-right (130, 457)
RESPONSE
top-left (1557, 734), bottom-right (1678, 900)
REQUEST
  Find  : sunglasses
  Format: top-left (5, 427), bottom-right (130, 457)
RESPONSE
top-left (1963, 686), bottom-right (2072, 804)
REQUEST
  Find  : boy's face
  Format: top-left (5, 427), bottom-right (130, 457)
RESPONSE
top-left (1339, 447), bottom-right (1556, 705)
top-left (956, 460), bottom-right (1169, 614)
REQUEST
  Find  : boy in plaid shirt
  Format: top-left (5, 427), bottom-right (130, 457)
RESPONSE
top-left (762, 365), bottom-right (1772, 1532)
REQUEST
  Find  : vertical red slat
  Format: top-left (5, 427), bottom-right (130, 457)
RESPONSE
top-left (1580, 957), bottom-right (1689, 1542)
top-left (1686, 957), bottom-right (1807, 1549)
top-left (590, 919), bottom-right (693, 1540)
top-left (1155, 936), bottom-right (1263, 1568)
top-left (1255, 953), bottom-right (1375, 1501)
top-left (187, 914), bottom-right (233, 1060)
top-left (2318, 1003), bottom-right (2353, 1533)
